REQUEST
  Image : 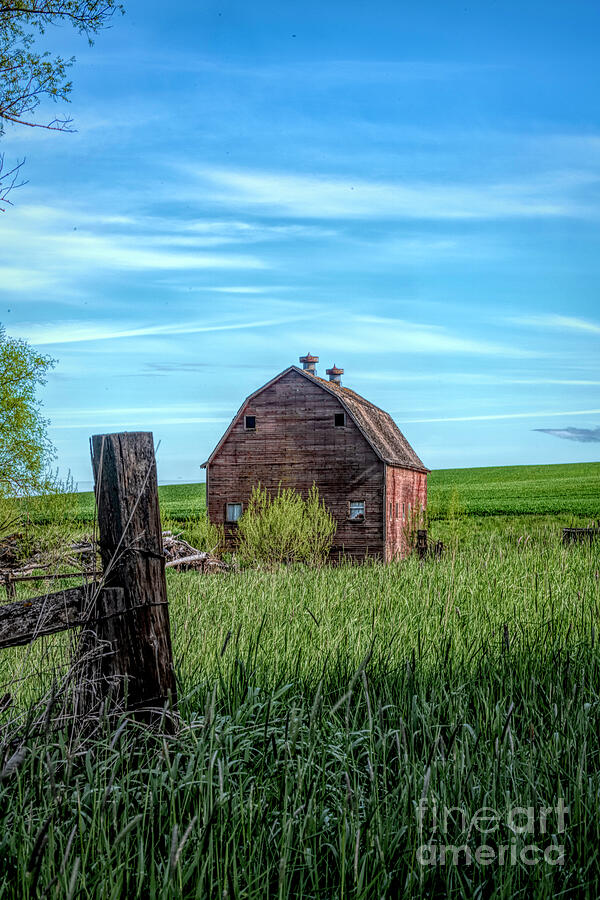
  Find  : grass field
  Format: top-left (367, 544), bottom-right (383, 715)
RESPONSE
top-left (1, 462), bottom-right (600, 898)
top-left (428, 461), bottom-right (600, 518)
top-left (23, 460), bottom-right (600, 523)
top-left (24, 480), bottom-right (209, 523)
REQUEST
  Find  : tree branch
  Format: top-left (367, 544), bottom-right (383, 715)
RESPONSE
top-left (0, 154), bottom-right (26, 210)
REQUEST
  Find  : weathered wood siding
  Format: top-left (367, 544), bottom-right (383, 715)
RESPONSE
top-left (207, 369), bottom-right (385, 559)
top-left (384, 465), bottom-right (428, 561)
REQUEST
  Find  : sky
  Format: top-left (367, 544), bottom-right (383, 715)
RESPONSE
top-left (2, 0), bottom-right (599, 487)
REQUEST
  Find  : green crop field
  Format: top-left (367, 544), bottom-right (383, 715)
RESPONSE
top-left (36, 481), bottom-right (208, 523)
top-left (2, 462), bottom-right (600, 898)
top-left (428, 461), bottom-right (600, 518)
top-left (24, 460), bottom-right (600, 524)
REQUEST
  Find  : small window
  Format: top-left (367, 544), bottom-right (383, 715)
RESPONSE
top-left (226, 502), bottom-right (243, 523)
top-left (334, 413), bottom-right (345, 427)
top-left (245, 415), bottom-right (256, 430)
top-left (389, 501), bottom-right (393, 520)
top-left (349, 500), bottom-right (365, 521)
top-left (402, 502), bottom-right (405, 519)
top-left (395, 502), bottom-right (399, 518)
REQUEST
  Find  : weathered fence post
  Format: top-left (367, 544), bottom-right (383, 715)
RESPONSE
top-left (84, 431), bottom-right (177, 722)
top-left (416, 529), bottom-right (428, 560)
top-left (3, 573), bottom-right (15, 600)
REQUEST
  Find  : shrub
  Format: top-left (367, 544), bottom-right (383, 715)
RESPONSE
top-left (164, 515), bottom-right (225, 555)
top-left (4, 470), bottom-right (80, 563)
top-left (0, 494), bottom-right (20, 542)
top-left (22, 469), bottom-right (78, 526)
top-left (237, 483), bottom-right (336, 566)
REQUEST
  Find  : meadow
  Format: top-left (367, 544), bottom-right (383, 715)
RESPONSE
top-left (25, 460), bottom-right (600, 523)
top-left (1, 462), bottom-right (599, 898)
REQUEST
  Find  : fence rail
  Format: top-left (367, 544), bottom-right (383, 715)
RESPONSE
top-left (2, 570), bottom-right (97, 600)
top-left (0, 431), bottom-right (177, 725)
top-left (563, 527), bottom-right (600, 545)
top-left (2, 551), bottom-right (212, 600)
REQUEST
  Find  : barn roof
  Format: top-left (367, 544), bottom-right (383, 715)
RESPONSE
top-left (301, 369), bottom-right (428, 472)
top-left (203, 366), bottom-right (428, 472)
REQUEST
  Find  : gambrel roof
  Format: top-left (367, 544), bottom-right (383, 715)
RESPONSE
top-left (203, 366), bottom-right (428, 472)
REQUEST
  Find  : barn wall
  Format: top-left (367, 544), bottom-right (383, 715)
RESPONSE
top-left (384, 465), bottom-right (428, 561)
top-left (207, 369), bottom-right (385, 559)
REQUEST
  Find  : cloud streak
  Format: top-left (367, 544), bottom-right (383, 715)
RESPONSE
top-left (193, 166), bottom-right (595, 220)
top-left (403, 409), bottom-right (600, 423)
top-left (356, 371), bottom-right (600, 385)
top-left (510, 314), bottom-right (600, 335)
top-left (15, 314), bottom-right (313, 346)
top-left (47, 404), bottom-right (231, 430)
top-left (293, 315), bottom-right (540, 358)
top-left (534, 426), bottom-right (600, 443)
top-left (51, 416), bottom-right (230, 430)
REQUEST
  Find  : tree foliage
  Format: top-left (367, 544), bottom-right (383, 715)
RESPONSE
top-left (0, 324), bottom-right (56, 497)
top-left (0, 1), bottom-right (124, 206)
top-left (0, 1), bottom-right (124, 131)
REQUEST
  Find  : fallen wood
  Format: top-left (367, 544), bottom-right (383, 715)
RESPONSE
top-left (165, 553), bottom-right (208, 568)
top-left (165, 552), bottom-right (229, 572)
top-left (1, 528), bottom-right (226, 592)
top-left (162, 533), bottom-right (201, 560)
top-left (0, 586), bottom-right (123, 649)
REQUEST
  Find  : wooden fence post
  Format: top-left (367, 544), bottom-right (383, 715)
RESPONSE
top-left (416, 529), bottom-right (428, 560)
top-left (85, 431), bottom-right (177, 722)
top-left (4, 573), bottom-right (16, 600)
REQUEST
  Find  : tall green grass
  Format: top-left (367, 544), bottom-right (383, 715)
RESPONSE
top-left (1, 519), bottom-right (599, 897)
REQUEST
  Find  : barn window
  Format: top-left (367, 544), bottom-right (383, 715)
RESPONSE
top-left (226, 502), bottom-right (243, 523)
top-left (244, 415), bottom-right (256, 430)
top-left (334, 413), bottom-right (346, 427)
top-left (349, 500), bottom-right (365, 521)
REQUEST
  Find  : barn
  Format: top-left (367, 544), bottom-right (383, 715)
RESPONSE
top-left (202, 354), bottom-right (429, 561)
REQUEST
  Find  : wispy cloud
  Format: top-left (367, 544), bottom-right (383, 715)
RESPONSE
top-left (16, 313), bottom-right (314, 346)
top-left (48, 404), bottom-right (230, 430)
top-left (51, 416), bottom-right (230, 429)
top-left (0, 207), bottom-right (272, 292)
top-left (206, 286), bottom-right (278, 294)
top-left (192, 166), bottom-right (594, 220)
top-left (534, 425), bottom-right (600, 443)
top-left (403, 408), bottom-right (600, 423)
top-left (36, 232), bottom-right (267, 272)
top-left (510, 314), bottom-right (600, 334)
top-left (293, 315), bottom-right (540, 358)
top-left (356, 371), bottom-right (600, 386)
top-left (147, 362), bottom-right (273, 373)
top-left (0, 268), bottom-right (56, 292)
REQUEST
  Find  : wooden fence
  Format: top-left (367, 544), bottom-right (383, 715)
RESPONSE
top-left (0, 431), bottom-right (176, 723)
top-left (563, 526), bottom-right (600, 546)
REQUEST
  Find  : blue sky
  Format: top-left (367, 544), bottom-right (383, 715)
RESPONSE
top-left (3, 0), bottom-right (600, 486)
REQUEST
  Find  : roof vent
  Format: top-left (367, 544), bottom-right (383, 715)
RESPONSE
top-left (326, 364), bottom-right (344, 385)
top-left (299, 352), bottom-right (319, 374)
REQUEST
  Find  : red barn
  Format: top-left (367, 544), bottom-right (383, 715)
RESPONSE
top-left (203, 355), bottom-right (428, 561)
